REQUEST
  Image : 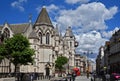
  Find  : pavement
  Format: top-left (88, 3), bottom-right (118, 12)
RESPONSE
top-left (75, 76), bottom-right (91, 81)
top-left (34, 76), bottom-right (91, 81)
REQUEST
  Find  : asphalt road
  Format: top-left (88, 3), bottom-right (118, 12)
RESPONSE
top-left (75, 76), bottom-right (90, 81)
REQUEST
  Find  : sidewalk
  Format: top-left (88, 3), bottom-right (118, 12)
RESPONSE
top-left (34, 76), bottom-right (91, 81)
top-left (34, 77), bottom-right (63, 81)
top-left (75, 76), bottom-right (90, 81)
top-left (34, 79), bottom-right (49, 81)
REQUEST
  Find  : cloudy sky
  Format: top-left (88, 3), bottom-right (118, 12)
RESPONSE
top-left (0, 0), bottom-right (119, 59)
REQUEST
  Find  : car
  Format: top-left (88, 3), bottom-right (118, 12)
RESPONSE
top-left (111, 73), bottom-right (120, 80)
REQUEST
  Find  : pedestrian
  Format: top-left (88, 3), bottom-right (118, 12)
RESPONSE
top-left (30, 74), bottom-right (33, 81)
top-left (105, 73), bottom-right (110, 81)
top-left (22, 73), bottom-right (31, 81)
top-left (86, 70), bottom-right (89, 79)
top-left (72, 72), bottom-right (76, 81)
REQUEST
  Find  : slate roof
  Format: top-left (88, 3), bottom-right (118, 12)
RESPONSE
top-left (35, 7), bottom-right (53, 27)
top-left (10, 23), bottom-right (29, 34)
top-left (28, 30), bottom-right (38, 39)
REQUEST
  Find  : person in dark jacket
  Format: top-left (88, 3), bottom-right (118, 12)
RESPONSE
top-left (72, 72), bottom-right (76, 81)
top-left (22, 73), bottom-right (31, 81)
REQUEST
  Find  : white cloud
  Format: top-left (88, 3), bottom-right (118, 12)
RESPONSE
top-left (11, 0), bottom-right (27, 11)
top-left (36, 4), bottom-right (59, 13)
top-left (34, 2), bottom-right (118, 58)
top-left (102, 27), bottom-right (119, 38)
top-left (46, 4), bottom-right (59, 13)
top-left (49, 2), bottom-right (118, 57)
top-left (65, 0), bottom-right (90, 4)
top-left (56, 2), bottom-right (118, 32)
top-left (75, 31), bottom-right (107, 54)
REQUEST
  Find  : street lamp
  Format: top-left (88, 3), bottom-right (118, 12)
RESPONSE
top-left (83, 50), bottom-right (93, 78)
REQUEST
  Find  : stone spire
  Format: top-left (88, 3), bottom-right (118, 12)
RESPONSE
top-left (55, 24), bottom-right (59, 36)
top-left (64, 26), bottom-right (75, 37)
top-left (35, 7), bottom-right (53, 27)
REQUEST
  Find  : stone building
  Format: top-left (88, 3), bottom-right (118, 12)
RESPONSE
top-left (74, 54), bottom-right (86, 74)
top-left (0, 7), bottom-right (78, 76)
top-left (96, 46), bottom-right (105, 75)
top-left (96, 31), bottom-right (120, 75)
top-left (109, 30), bottom-right (120, 73)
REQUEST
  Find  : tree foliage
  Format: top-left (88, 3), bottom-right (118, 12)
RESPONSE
top-left (0, 34), bottom-right (35, 72)
top-left (0, 44), bottom-right (6, 61)
top-left (55, 56), bottom-right (68, 71)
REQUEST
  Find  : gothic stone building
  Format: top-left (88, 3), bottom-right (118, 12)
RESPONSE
top-left (0, 7), bottom-right (78, 76)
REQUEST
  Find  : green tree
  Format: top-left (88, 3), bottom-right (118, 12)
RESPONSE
top-left (1, 34), bottom-right (35, 73)
top-left (0, 44), bottom-right (6, 62)
top-left (55, 56), bottom-right (68, 76)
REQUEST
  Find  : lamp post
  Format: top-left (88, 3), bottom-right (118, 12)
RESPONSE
top-left (84, 50), bottom-right (93, 78)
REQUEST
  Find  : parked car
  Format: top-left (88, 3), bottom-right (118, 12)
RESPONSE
top-left (111, 73), bottom-right (120, 81)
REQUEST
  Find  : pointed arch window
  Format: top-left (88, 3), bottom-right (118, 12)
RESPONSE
top-left (38, 32), bottom-right (42, 44)
top-left (46, 33), bottom-right (50, 44)
top-left (70, 41), bottom-right (72, 47)
top-left (3, 28), bottom-right (10, 39)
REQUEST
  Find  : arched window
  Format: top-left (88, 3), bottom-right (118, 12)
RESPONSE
top-left (3, 28), bottom-right (10, 39)
top-left (70, 41), bottom-right (72, 47)
top-left (46, 33), bottom-right (50, 44)
top-left (38, 32), bottom-right (42, 44)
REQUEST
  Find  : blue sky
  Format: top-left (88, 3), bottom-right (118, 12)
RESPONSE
top-left (0, 0), bottom-right (120, 59)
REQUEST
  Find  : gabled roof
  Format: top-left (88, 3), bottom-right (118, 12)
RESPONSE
top-left (0, 23), bottom-right (30, 34)
top-left (10, 23), bottom-right (29, 34)
top-left (35, 7), bottom-right (53, 27)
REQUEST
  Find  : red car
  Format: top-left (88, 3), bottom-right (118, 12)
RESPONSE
top-left (111, 73), bottom-right (120, 80)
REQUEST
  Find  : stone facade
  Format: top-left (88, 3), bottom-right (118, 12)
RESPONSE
top-left (109, 30), bottom-right (120, 73)
top-left (96, 29), bottom-right (120, 74)
top-left (74, 54), bottom-right (86, 74)
top-left (0, 7), bottom-right (78, 76)
top-left (96, 46), bottom-right (105, 75)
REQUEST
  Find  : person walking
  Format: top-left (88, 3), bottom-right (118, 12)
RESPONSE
top-left (22, 73), bottom-right (31, 81)
top-left (86, 70), bottom-right (89, 79)
top-left (72, 72), bottom-right (76, 81)
top-left (105, 73), bottom-right (110, 81)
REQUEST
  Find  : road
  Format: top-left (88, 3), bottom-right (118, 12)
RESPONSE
top-left (75, 76), bottom-right (91, 81)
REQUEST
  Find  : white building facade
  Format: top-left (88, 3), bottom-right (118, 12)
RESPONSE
top-left (0, 7), bottom-right (78, 76)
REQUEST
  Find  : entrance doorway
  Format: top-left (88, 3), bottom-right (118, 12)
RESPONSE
top-left (45, 67), bottom-right (50, 76)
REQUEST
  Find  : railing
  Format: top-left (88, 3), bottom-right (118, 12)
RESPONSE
top-left (0, 72), bottom-right (56, 81)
